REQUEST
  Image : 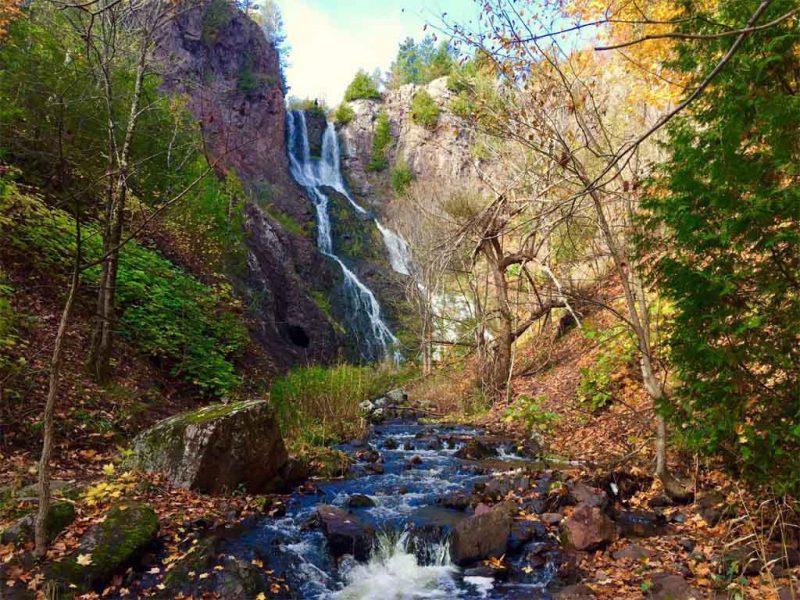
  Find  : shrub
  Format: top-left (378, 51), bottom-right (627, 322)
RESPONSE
top-left (367, 111), bottom-right (392, 172)
top-left (410, 89), bottom-right (440, 129)
top-left (344, 70), bottom-right (381, 102)
top-left (334, 103), bottom-right (355, 125)
top-left (287, 97), bottom-right (328, 119)
top-left (578, 324), bottom-right (636, 412)
top-left (449, 91), bottom-right (475, 119)
top-left (269, 363), bottom-right (413, 443)
top-left (0, 177), bottom-right (247, 398)
top-left (503, 394), bottom-right (558, 436)
top-left (237, 55), bottom-right (260, 95)
top-left (202, 0), bottom-right (231, 45)
top-left (390, 158), bottom-right (414, 194)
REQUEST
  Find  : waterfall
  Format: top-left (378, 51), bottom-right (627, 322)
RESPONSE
top-left (376, 221), bottom-right (413, 276)
top-left (286, 110), bottom-right (401, 362)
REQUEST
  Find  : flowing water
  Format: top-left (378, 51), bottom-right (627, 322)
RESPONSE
top-left (220, 422), bottom-right (558, 599)
top-left (286, 111), bottom-right (406, 362)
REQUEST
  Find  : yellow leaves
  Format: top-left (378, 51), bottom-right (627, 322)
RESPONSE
top-left (102, 463), bottom-right (116, 477)
top-left (255, 594), bottom-right (267, 600)
top-left (76, 553), bottom-right (93, 566)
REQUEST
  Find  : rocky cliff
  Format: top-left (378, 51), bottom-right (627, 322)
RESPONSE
top-left (338, 77), bottom-right (488, 206)
top-left (155, 0), bottom-right (339, 367)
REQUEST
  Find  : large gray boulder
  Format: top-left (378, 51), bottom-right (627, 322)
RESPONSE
top-left (132, 400), bottom-right (288, 494)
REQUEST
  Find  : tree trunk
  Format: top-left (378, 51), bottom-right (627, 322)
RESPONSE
top-left (35, 247), bottom-right (81, 557)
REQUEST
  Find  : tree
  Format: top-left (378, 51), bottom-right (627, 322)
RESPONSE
top-left (344, 69), bottom-right (382, 102)
top-left (248, 0), bottom-right (289, 92)
top-left (410, 89), bottom-right (440, 129)
top-left (643, 0), bottom-right (800, 491)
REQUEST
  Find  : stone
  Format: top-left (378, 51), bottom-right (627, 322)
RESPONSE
top-left (1, 502), bottom-right (75, 544)
top-left (365, 462), bottom-right (384, 475)
top-left (454, 439), bottom-right (497, 461)
top-left (45, 502), bottom-right (158, 593)
top-left (509, 520), bottom-right (545, 552)
top-left (541, 512), bottom-right (564, 526)
top-left (347, 494), bottom-right (376, 509)
top-left (695, 491), bottom-right (733, 527)
top-left (359, 400), bottom-right (375, 413)
top-left (561, 504), bottom-right (616, 551)
top-left (355, 449), bottom-right (381, 463)
top-left (648, 572), bottom-right (698, 600)
top-left (613, 543), bottom-right (651, 561)
top-left (316, 505), bottom-right (374, 561)
top-left (385, 388), bottom-right (408, 404)
top-left (617, 510), bottom-right (666, 538)
top-left (570, 482), bottom-right (608, 509)
top-left (383, 437), bottom-right (399, 450)
top-left (450, 501), bottom-right (513, 566)
top-left (555, 583), bottom-right (596, 599)
top-left (403, 440), bottom-right (414, 451)
top-left (131, 400), bottom-right (288, 494)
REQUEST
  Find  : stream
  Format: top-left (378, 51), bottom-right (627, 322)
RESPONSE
top-left (217, 422), bottom-right (560, 599)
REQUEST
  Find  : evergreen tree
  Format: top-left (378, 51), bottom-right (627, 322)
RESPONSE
top-left (643, 0), bottom-right (800, 491)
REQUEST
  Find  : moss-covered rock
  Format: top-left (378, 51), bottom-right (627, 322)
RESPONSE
top-left (131, 400), bottom-right (288, 494)
top-left (45, 502), bottom-right (158, 594)
top-left (0, 501), bottom-right (76, 545)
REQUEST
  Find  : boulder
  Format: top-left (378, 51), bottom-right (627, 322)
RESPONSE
top-left (385, 388), bottom-right (408, 404)
top-left (347, 494), bottom-right (376, 508)
top-left (570, 482), bottom-right (608, 509)
top-left (648, 572), bottom-right (698, 600)
top-left (617, 510), bottom-right (666, 538)
top-left (454, 438), bottom-right (497, 461)
top-left (316, 505), bottom-right (374, 561)
top-left (561, 504), bottom-right (616, 551)
top-left (1, 502), bottom-right (75, 545)
top-left (450, 501), bottom-right (514, 566)
top-left (46, 502), bottom-right (158, 593)
top-left (132, 400), bottom-right (288, 494)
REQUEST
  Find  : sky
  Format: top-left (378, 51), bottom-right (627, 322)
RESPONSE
top-left (276, 0), bottom-right (482, 105)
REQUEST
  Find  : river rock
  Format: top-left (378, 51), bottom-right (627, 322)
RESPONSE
top-left (132, 400), bottom-right (288, 494)
top-left (648, 572), bottom-right (698, 599)
top-left (450, 501), bottom-right (514, 566)
top-left (561, 503), bottom-right (616, 551)
top-left (617, 510), bottom-right (666, 538)
top-left (454, 438), bottom-right (497, 461)
top-left (613, 543), bottom-right (652, 561)
top-left (45, 502), bottom-right (158, 593)
top-left (385, 388), bottom-right (408, 404)
top-left (383, 437), bottom-right (399, 450)
top-left (569, 482), bottom-right (608, 509)
top-left (347, 494), bottom-right (376, 508)
top-left (316, 505), bottom-right (374, 561)
top-left (1, 501), bottom-right (75, 545)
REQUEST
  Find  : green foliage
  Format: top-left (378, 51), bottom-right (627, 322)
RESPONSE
top-left (269, 363), bottom-right (413, 443)
top-left (449, 91), bottom-right (476, 119)
top-left (343, 70), bottom-right (382, 102)
top-left (334, 103), bottom-right (356, 124)
top-left (410, 89), bottom-right (440, 129)
top-left (264, 203), bottom-right (307, 237)
top-left (237, 54), bottom-right (260, 95)
top-left (287, 97), bottom-right (328, 119)
top-left (503, 394), bottom-right (559, 436)
top-left (390, 157), bottom-right (415, 194)
top-left (368, 111), bottom-right (392, 172)
top-left (388, 36), bottom-right (458, 88)
top-left (203, 0), bottom-right (232, 45)
top-left (641, 0), bottom-right (800, 491)
top-left (578, 325), bottom-right (636, 412)
top-left (0, 177), bottom-right (247, 398)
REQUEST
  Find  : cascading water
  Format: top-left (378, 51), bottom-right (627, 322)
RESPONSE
top-left (376, 221), bottom-right (413, 276)
top-left (286, 110), bottom-right (402, 362)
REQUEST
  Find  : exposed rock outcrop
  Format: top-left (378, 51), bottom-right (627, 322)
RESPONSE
top-left (132, 400), bottom-right (288, 494)
top-left (155, 0), bottom-right (338, 366)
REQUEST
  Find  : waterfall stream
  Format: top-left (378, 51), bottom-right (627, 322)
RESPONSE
top-left (286, 110), bottom-right (407, 362)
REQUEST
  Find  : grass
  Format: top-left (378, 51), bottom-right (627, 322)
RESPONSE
top-left (269, 363), bottom-right (415, 445)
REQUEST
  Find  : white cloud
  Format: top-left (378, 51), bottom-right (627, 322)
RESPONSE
top-left (278, 0), bottom-right (408, 105)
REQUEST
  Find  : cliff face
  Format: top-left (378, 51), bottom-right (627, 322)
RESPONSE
top-left (155, 0), bottom-right (338, 367)
top-left (339, 78), bottom-right (486, 205)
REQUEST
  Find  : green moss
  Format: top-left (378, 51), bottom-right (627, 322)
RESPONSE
top-left (45, 502), bottom-right (76, 539)
top-left (202, 0), bottom-right (231, 46)
top-left (179, 400), bottom-right (262, 425)
top-left (264, 203), bottom-right (307, 237)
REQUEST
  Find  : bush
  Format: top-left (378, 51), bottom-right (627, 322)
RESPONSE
top-left (449, 91), bottom-right (475, 119)
top-left (202, 0), bottom-right (231, 45)
top-left (410, 89), bottom-right (440, 129)
top-left (390, 158), bottom-right (414, 194)
top-left (344, 70), bottom-right (381, 102)
top-left (578, 325), bottom-right (636, 412)
top-left (503, 394), bottom-right (558, 436)
top-left (269, 363), bottom-right (413, 443)
top-left (0, 177), bottom-right (248, 398)
top-left (368, 111), bottom-right (392, 172)
top-left (287, 97), bottom-right (328, 119)
top-left (334, 103), bottom-right (355, 125)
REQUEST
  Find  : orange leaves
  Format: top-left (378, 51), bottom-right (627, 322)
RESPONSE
top-left (0, 0), bottom-right (22, 41)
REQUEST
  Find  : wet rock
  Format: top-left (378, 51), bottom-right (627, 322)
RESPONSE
top-left (678, 537), bottom-right (695, 552)
top-left (561, 504), bottom-right (616, 551)
top-left (1, 502), bottom-right (75, 545)
top-left (617, 510), bottom-right (666, 538)
top-left (365, 462), bottom-right (384, 475)
top-left (438, 492), bottom-right (472, 511)
top-left (450, 501), bottom-right (514, 566)
top-left (554, 583), bottom-right (595, 599)
top-left (613, 543), bottom-right (651, 561)
top-left (355, 449), bottom-right (381, 463)
top-left (405, 455), bottom-right (423, 468)
top-left (316, 505), bottom-right (374, 561)
top-left (509, 519), bottom-right (546, 552)
top-left (648, 572), bottom-right (698, 600)
top-left (403, 440), bottom-right (414, 451)
top-left (427, 436), bottom-right (442, 450)
top-left (464, 564), bottom-right (508, 580)
top-left (541, 512), bottom-right (564, 526)
top-left (570, 482), bottom-right (608, 509)
top-left (455, 438), bottom-right (497, 461)
top-left (648, 494), bottom-right (674, 508)
top-left (347, 494), bottom-right (376, 509)
top-left (383, 437), bottom-right (399, 450)
top-left (45, 502), bottom-right (158, 593)
top-left (132, 400), bottom-right (287, 494)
